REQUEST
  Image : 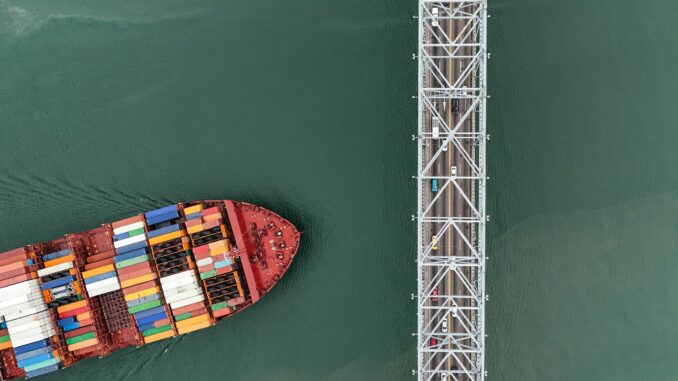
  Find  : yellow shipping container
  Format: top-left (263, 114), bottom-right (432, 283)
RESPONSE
top-left (44, 255), bottom-right (74, 268)
top-left (177, 320), bottom-right (211, 335)
top-left (75, 312), bottom-right (91, 321)
top-left (183, 204), bottom-right (204, 215)
top-left (202, 214), bottom-right (221, 223)
top-left (81, 264), bottom-right (115, 279)
top-left (209, 245), bottom-right (229, 256)
top-left (124, 286), bottom-right (160, 302)
top-left (68, 338), bottom-right (99, 352)
top-left (57, 300), bottom-right (87, 314)
top-left (121, 273), bottom-right (157, 288)
top-left (187, 224), bottom-right (203, 234)
top-left (148, 230), bottom-right (185, 246)
top-left (143, 329), bottom-right (175, 344)
top-left (175, 314), bottom-right (211, 330)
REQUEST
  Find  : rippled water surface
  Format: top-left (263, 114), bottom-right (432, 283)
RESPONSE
top-left (2, 0), bottom-right (677, 380)
top-left (0, 0), bottom-right (415, 380)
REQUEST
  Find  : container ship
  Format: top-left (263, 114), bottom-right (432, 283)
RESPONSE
top-left (0, 200), bottom-right (300, 379)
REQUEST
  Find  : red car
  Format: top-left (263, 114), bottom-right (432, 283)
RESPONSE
top-left (430, 337), bottom-right (437, 347)
top-left (432, 288), bottom-right (439, 302)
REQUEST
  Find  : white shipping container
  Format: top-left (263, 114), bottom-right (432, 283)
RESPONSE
top-left (4, 305), bottom-right (48, 322)
top-left (166, 289), bottom-right (203, 305)
top-left (0, 293), bottom-right (47, 314)
top-left (0, 280), bottom-right (41, 299)
top-left (162, 283), bottom-right (202, 297)
top-left (160, 271), bottom-right (196, 287)
top-left (7, 310), bottom-right (51, 326)
top-left (10, 324), bottom-right (54, 341)
top-left (196, 257), bottom-right (214, 267)
top-left (85, 277), bottom-right (119, 292)
top-left (11, 330), bottom-right (55, 348)
top-left (7, 319), bottom-right (53, 335)
top-left (113, 234), bottom-right (147, 249)
top-left (113, 221), bottom-right (145, 235)
top-left (170, 294), bottom-right (204, 310)
top-left (87, 282), bottom-right (122, 297)
top-left (36, 262), bottom-right (73, 277)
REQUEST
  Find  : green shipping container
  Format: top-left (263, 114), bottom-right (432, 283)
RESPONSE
top-left (211, 302), bottom-right (228, 311)
top-left (200, 270), bottom-right (217, 280)
top-left (66, 332), bottom-right (96, 345)
top-left (127, 228), bottom-right (146, 237)
top-left (174, 312), bottom-right (192, 322)
top-left (128, 299), bottom-right (162, 315)
top-left (116, 255), bottom-right (149, 270)
top-left (142, 324), bottom-right (172, 337)
top-left (0, 335), bottom-right (10, 343)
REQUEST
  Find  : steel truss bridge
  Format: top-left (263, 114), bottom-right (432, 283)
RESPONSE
top-left (415, 1), bottom-right (488, 380)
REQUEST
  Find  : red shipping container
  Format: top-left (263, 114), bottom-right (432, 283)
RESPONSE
top-left (78, 318), bottom-right (93, 327)
top-left (86, 251), bottom-right (115, 264)
top-left (116, 262), bottom-right (151, 277)
top-left (0, 252), bottom-right (26, 267)
top-left (122, 280), bottom-right (158, 296)
top-left (0, 260), bottom-right (26, 274)
top-left (111, 215), bottom-right (143, 229)
top-left (64, 326), bottom-right (95, 339)
top-left (193, 245), bottom-right (210, 255)
top-left (58, 306), bottom-right (90, 319)
top-left (198, 264), bottom-right (215, 274)
top-left (193, 250), bottom-right (211, 261)
top-left (171, 301), bottom-right (205, 315)
top-left (185, 219), bottom-right (202, 227)
top-left (84, 258), bottom-right (115, 271)
top-left (73, 345), bottom-right (99, 357)
top-left (118, 267), bottom-right (151, 282)
top-left (0, 273), bottom-right (34, 288)
top-left (201, 221), bottom-right (220, 230)
top-left (201, 207), bottom-right (220, 216)
top-left (215, 266), bottom-right (234, 276)
top-left (0, 266), bottom-right (29, 282)
top-left (188, 307), bottom-right (208, 317)
top-left (153, 318), bottom-right (171, 328)
top-left (0, 248), bottom-right (25, 259)
top-left (212, 308), bottom-right (231, 318)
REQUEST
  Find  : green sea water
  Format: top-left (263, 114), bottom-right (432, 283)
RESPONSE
top-left (0, 0), bottom-right (676, 380)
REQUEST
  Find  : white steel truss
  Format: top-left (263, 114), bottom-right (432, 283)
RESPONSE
top-left (416, 1), bottom-right (487, 381)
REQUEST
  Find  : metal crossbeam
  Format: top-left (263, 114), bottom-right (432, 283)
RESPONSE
top-left (416, 1), bottom-right (487, 380)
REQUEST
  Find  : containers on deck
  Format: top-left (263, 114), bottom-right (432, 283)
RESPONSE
top-left (38, 247), bottom-right (102, 357)
top-left (111, 216), bottom-right (172, 344)
top-left (0, 248), bottom-right (62, 377)
top-left (0, 200), bottom-right (300, 381)
top-left (184, 204), bottom-right (247, 317)
top-left (146, 205), bottom-right (212, 336)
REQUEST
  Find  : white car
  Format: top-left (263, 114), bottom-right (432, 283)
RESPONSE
top-left (440, 373), bottom-right (448, 380)
top-left (431, 7), bottom-right (439, 27)
top-left (441, 317), bottom-right (448, 333)
top-left (451, 166), bottom-right (457, 177)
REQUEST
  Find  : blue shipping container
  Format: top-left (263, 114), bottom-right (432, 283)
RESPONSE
top-left (145, 205), bottom-right (178, 219)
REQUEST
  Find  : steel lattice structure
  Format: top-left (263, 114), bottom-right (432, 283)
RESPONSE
top-left (416, 1), bottom-right (487, 380)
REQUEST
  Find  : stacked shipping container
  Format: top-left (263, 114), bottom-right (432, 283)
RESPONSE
top-left (185, 205), bottom-right (246, 317)
top-left (146, 205), bottom-right (212, 335)
top-left (38, 248), bottom-right (102, 357)
top-left (0, 248), bottom-right (61, 378)
top-left (111, 216), bottom-right (174, 344)
top-left (82, 251), bottom-right (120, 297)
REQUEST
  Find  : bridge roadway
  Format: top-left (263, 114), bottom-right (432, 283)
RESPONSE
top-left (421, 2), bottom-right (479, 380)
